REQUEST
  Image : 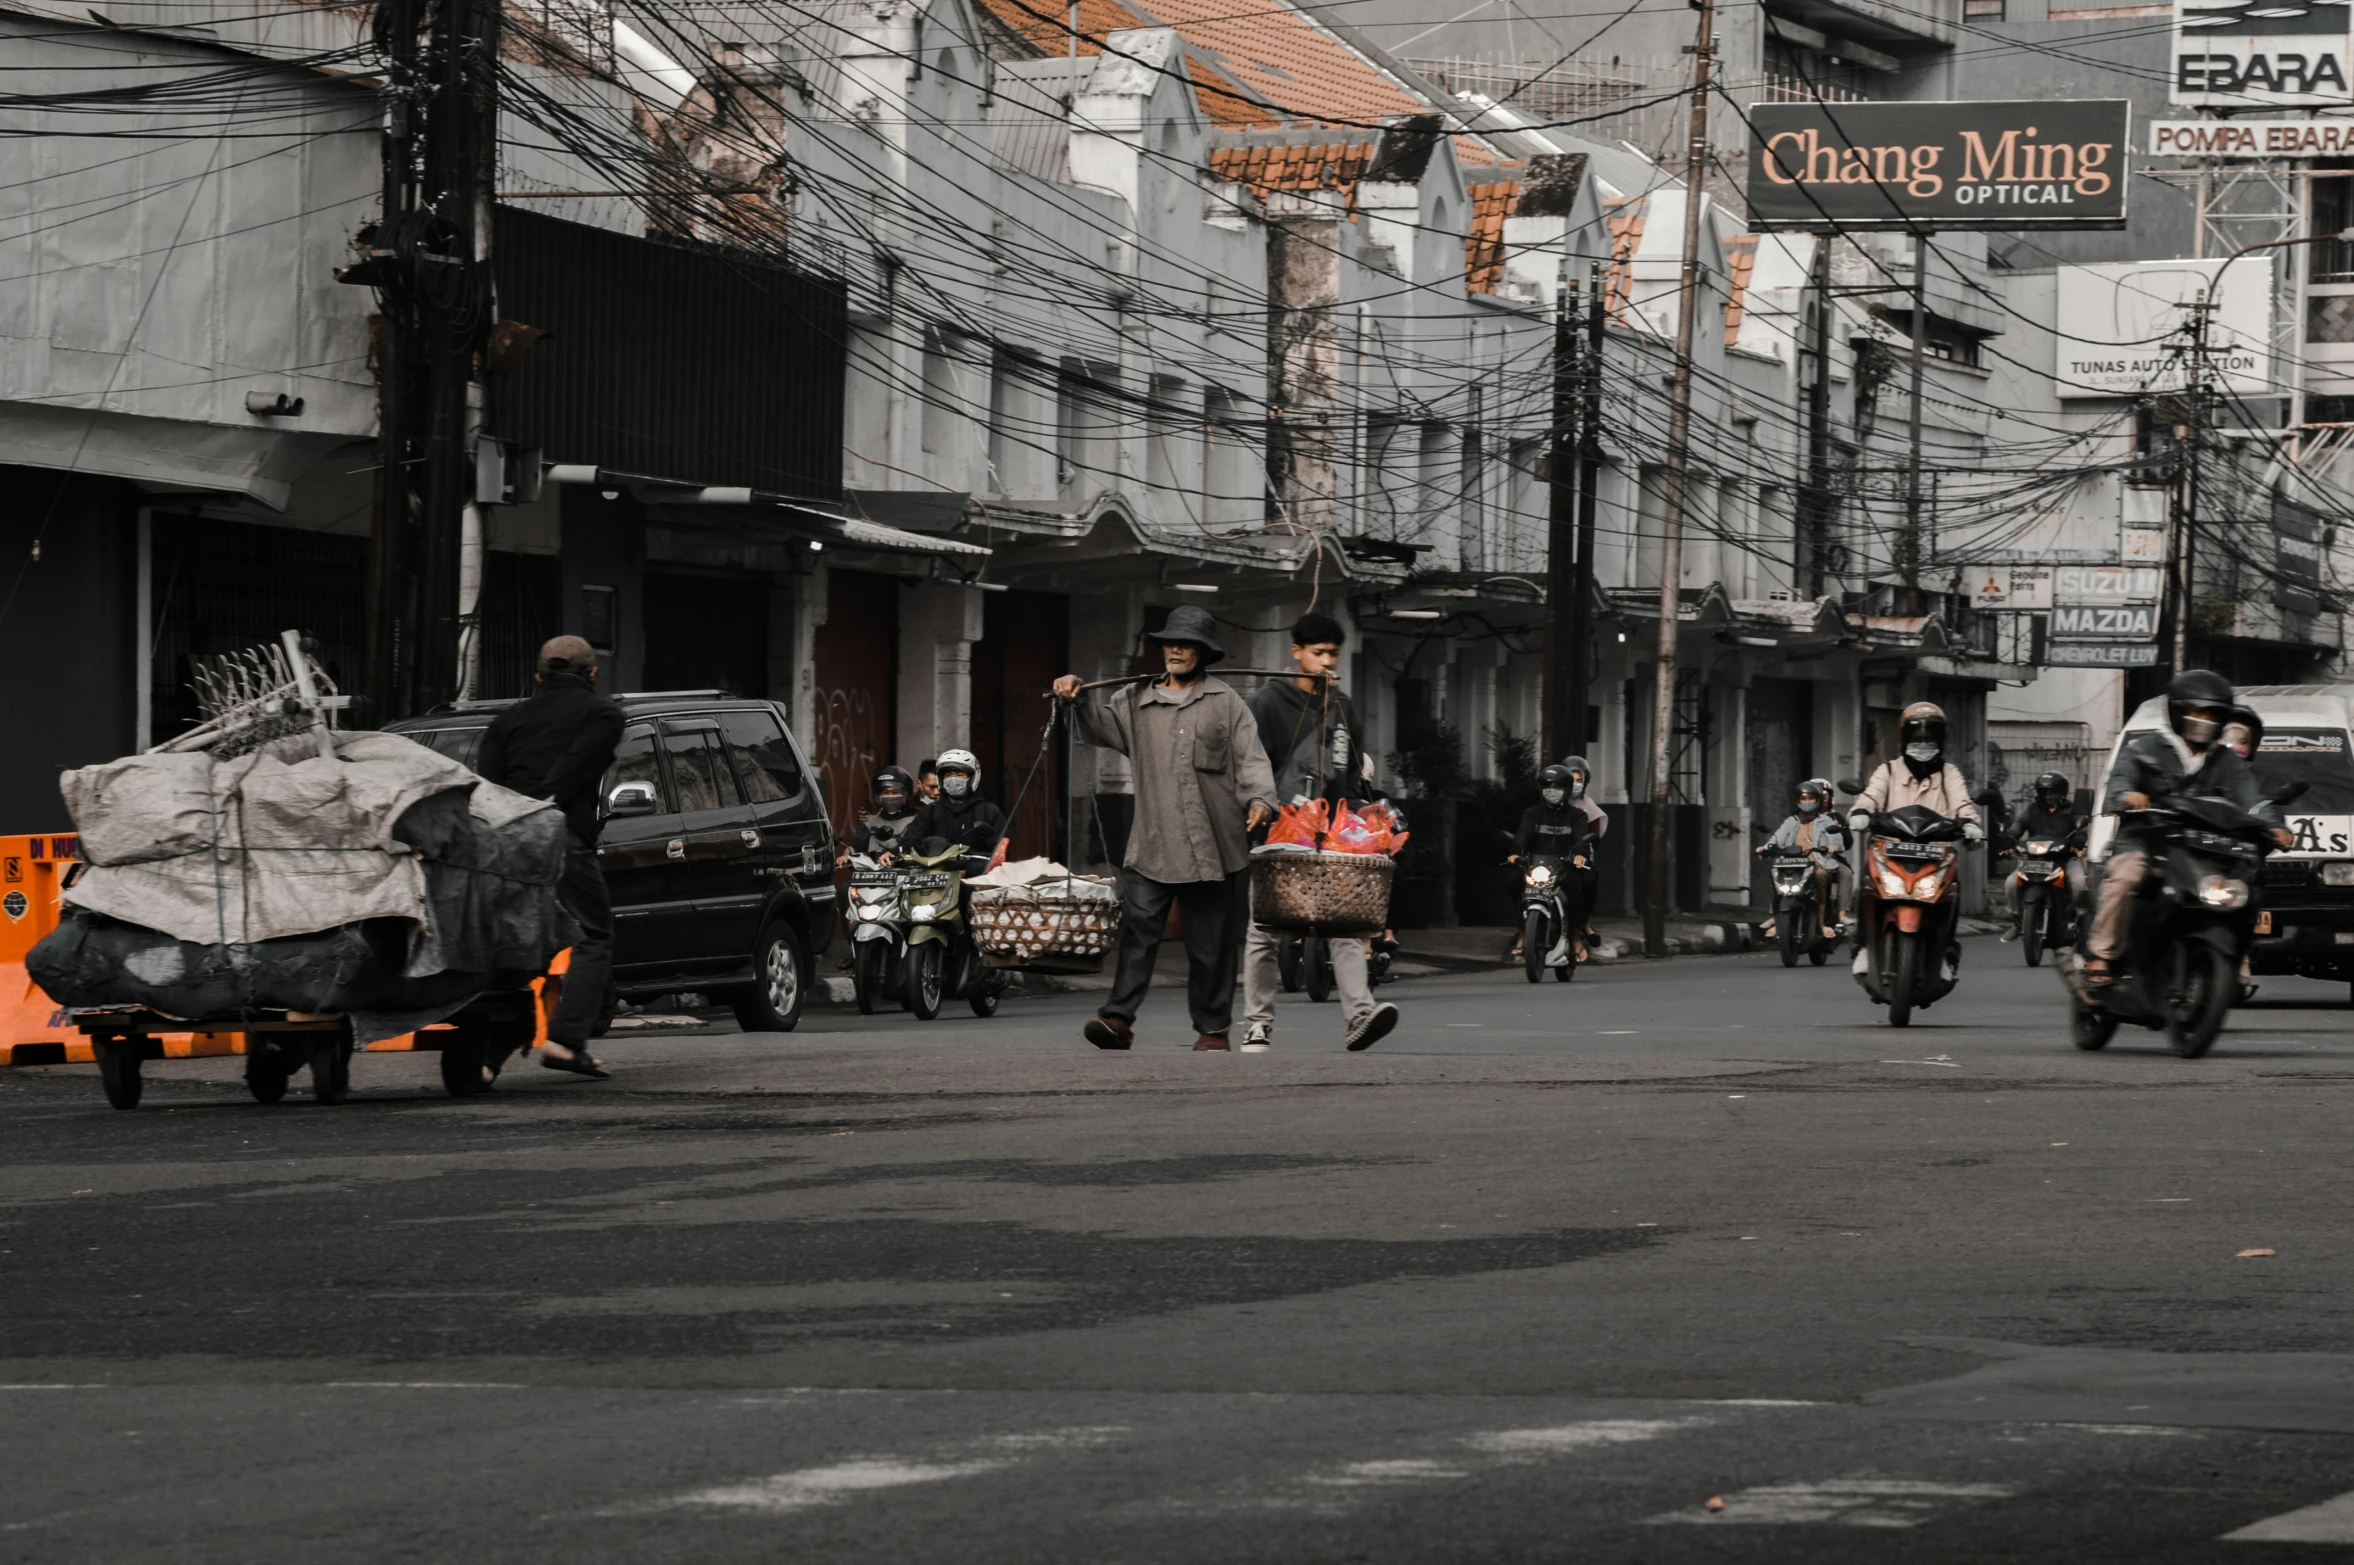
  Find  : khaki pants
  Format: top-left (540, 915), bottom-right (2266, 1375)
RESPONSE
top-left (1242, 921), bottom-right (1373, 1033)
top-left (2088, 850), bottom-right (2148, 962)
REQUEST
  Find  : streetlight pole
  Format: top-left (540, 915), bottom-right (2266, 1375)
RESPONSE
top-left (1642, 0), bottom-right (1715, 959)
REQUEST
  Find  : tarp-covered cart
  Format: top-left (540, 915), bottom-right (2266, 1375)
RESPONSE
top-left (26, 634), bottom-right (572, 1108)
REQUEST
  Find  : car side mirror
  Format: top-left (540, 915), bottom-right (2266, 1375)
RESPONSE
top-left (1835, 777), bottom-right (1864, 796)
top-left (2268, 781), bottom-right (2310, 807)
top-left (606, 780), bottom-right (659, 817)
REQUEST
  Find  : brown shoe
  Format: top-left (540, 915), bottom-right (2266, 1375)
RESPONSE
top-left (1084, 1015), bottom-right (1134, 1050)
top-left (1192, 1033), bottom-right (1231, 1051)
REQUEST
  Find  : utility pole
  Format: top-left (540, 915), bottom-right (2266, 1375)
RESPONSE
top-left (1567, 263), bottom-right (1604, 759)
top-left (1901, 232), bottom-right (1929, 594)
top-left (361, 0), bottom-right (423, 726)
top-left (1544, 264), bottom-right (1579, 758)
top-left (1643, 0), bottom-right (1714, 960)
top-left (1801, 238), bottom-right (1832, 597)
top-left (2170, 296), bottom-right (2211, 675)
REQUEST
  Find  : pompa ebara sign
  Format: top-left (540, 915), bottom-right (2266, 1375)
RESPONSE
top-left (2173, 0), bottom-right (2353, 107)
top-left (1745, 100), bottom-right (2131, 232)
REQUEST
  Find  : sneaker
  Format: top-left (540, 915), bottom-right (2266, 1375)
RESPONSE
top-left (1240, 1024), bottom-right (1272, 1053)
top-left (1345, 1001), bottom-right (1400, 1052)
top-left (1999, 927), bottom-right (2019, 944)
top-left (1851, 947), bottom-right (1870, 977)
top-left (1084, 1015), bottom-right (1134, 1050)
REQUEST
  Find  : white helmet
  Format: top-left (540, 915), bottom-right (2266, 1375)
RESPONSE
top-left (936, 747), bottom-right (981, 789)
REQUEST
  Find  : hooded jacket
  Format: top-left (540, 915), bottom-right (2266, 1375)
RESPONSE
top-left (907, 792), bottom-right (1007, 858)
top-left (2103, 728), bottom-right (2278, 851)
top-left (1248, 677), bottom-right (1362, 803)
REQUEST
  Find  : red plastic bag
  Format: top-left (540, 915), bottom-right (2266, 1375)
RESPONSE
top-left (1265, 798), bottom-right (1328, 848)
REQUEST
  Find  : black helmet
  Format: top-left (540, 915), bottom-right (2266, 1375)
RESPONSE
top-left (1797, 777), bottom-right (1832, 805)
top-left (871, 765), bottom-right (915, 808)
top-left (2033, 771), bottom-right (2070, 808)
top-left (1539, 763), bottom-right (1577, 800)
top-left (1559, 755), bottom-right (1591, 797)
top-left (2167, 669), bottom-right (2234, 748)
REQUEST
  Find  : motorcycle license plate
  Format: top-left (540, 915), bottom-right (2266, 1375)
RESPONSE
top-left (2018, 859), bottom-right (2054, 875)
top-left (902, 872), bottom-right (952, 890)
top-left (1890, 841), bottom-right (1944, 858)
top-left (849, 870), bottom-right (897, 887)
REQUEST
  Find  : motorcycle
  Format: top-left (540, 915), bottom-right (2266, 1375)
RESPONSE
top-left (2006, 828), bottom-right (2084, 968)
top-left (1848, 801), bottom-right (1967, 1026)
top-left (845, 853), bottom-right (906, 1014)
top-left (897, 842), bottom-right (1008, 1020)
top-left (1519, 853), bottom-right (1582, 984)
top-left (1762, 842), bottom-right (1843, 968)
top-left (2068, 793), bottom-right (2281, 1059)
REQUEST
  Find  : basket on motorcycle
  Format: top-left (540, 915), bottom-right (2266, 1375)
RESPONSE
top-left (1249, 848), bottom-right (1393, 935)
top-left (969, 871), bottom-right (1121, 972)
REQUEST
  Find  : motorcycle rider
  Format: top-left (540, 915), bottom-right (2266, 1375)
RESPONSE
top-left (901, 748), bottom-right (1006, 861)
top-left (2083, 670), bottom-right (2289, 991)
top-left (845, 765), bottom-right (922, 863)
top-left (1510, 763), bottom-right (1594, 961)
top-left (1757, 778), bottom-right (1845, 943)
top-left (2001, 772), bottom-right (2082, 943)
top-left (1562, 755), bottom-right (1605, 951)
top-left (1848, 701), bottom-right (1983, 960)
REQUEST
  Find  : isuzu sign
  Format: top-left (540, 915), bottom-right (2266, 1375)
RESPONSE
top-left (1746, 101), bottom-right (2130, 232)
top-left (2173, 0), bottom-right (2354, 105)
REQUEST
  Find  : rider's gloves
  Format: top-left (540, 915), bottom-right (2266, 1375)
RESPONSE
top-left (1962, 820), bottom-right (1985, 844)
top-left (1847, 812), bottom-right (1871, 836)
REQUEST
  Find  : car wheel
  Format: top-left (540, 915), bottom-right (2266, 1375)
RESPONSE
top-left (732, 920), bottom-right (808, 1034)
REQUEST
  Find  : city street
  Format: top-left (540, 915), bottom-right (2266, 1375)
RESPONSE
top-left (6, 941), bottom-right (2354, 1562)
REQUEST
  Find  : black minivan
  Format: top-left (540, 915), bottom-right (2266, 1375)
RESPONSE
top-left (388, 692), bottom-right (835, 1032)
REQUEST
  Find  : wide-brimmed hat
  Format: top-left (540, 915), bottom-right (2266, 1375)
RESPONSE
top-left (1144, 604), bottom-right (1227, 663)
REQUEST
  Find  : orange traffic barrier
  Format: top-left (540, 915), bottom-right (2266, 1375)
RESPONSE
top-left (0, 830), bottom-right (557, 1066)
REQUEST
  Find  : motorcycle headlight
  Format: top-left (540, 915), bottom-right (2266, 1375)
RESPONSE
top-left (2197, 876), bottom-right (2250, 910)
top-left (911, 902), bottom-right (939, 921)
top-left (1877, 867), bottom-right (1911, 898)
top-left (1526, 864), bottom-right (1555, 887)
top-left (2029, 842), bottom-right (2054, 855)
top-left (858, 905), bottom-right (882, 921)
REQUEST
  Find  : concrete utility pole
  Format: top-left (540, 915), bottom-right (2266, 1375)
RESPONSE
top-left (2172, 295), bottom-right (2210, 676)
top-left (1569, 263), bottom-right (1604, 758)
top-left (1801, 238), bottom-right (1833, 597)
top-left (1642, 0), bottom-right (1714, 959)
top-left (1544, 265), bottom-right (1579, 759)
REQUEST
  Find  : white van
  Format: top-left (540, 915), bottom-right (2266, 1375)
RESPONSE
top-left (2093, 685), bottom-right (2354, 990)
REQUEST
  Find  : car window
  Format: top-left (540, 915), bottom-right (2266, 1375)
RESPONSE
top-left (2252, 729), bottom-right (2354, 813)
top-left (663, 722), bottom-right (741, 813)
top-left (720, 709), bottom-right (802, 803)
top-left (408, 728), bottom-right (483, 768)
top-left (604, 724), bottom-right (671, 811)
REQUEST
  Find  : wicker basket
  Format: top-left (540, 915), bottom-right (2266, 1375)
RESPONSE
top-left (970, 875), bottom-right (1121, 972)
top-left (1250, 849), bottom-right (1393, 935)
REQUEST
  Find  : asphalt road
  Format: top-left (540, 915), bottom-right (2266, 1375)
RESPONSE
top-left (8, 939), bottom-right (2354, 1562)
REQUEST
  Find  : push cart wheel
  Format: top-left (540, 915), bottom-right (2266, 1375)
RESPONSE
top-left (968, 966), bottom-right (1002, 1019)
top-left (308, 1035), bottom-right (352, 1104)
top-left (245, 1047), bottom-right (292, 1105)
top-left (94, 1037), bottom-right (143, 1110)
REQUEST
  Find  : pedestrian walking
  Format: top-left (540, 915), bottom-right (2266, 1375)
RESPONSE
top-left (1052, 605), bottom-right (1276, 1051)
top-left (1238, 612), bottom-right (1398, 1052)
top-left (475, 634), bottom-right (623, 1079)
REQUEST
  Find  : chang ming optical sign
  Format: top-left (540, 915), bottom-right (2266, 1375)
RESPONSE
top-left (1746, 101), bottom-right (2131, 232)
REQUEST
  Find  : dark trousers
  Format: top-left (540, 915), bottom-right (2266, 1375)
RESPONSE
top-left (1104, 868), bottom-right (1247, 1037)
top-left (550, 842), bottom-right (614, 1047)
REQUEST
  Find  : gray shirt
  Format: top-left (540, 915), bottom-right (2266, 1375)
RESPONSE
top-left (1079, 676), bottom-right (1277, 884)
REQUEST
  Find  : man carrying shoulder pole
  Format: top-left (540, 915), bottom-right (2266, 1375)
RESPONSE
top-left (1239, 613), bottom-right (1399, 1052)
top-left (1052, 605), bottom-right (1276, 1051)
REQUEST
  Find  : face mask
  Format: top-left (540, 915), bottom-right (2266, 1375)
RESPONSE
top-left (1541, 788), bottom-right (1566, 806)
top-left (2183, 715), bottom-right (2220, 747)
top-left (1905, 742), bottom-right (1939, 764)
top-left (1571, 778), bottom-right (1587, 798)
top-left (1798, 800), bottom-right (1820, 816)
top-left (943, 775), bottom-right (970, 799)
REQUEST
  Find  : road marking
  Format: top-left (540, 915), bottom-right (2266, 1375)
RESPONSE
top-left (1880, 1056), bottom-right (1961, 1067)
top-left (0, 1384), bottom-right (105, 1390)
top-left (327, 1382), bottom-right (526, 1389)
top-left (628, 1426), bottom-right (1128, 1516)
top-left (1464, 1420), bottom-right (1694, 1454)
top-left (2225, 1488), bottom-right (2354, 1542)
top-left (1599, 1029), bottom-right (1638, 1035)
top-left (1649, 1478), bottom-right (2011, 1528)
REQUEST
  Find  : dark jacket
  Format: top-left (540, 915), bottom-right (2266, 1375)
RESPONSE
top-left (1249, 678), bottom-right (1362, 803)
top-left (907, 794), bottom-right (1007, 859)
top-left (2009, 801), bottom-right (2083, 849)
top-left (474, 675), bottom-right (624, 847)
top-left (850, 810), bottom-right (920, 857)
top-left (2104, 730), bottom-right (2279, 851)
top-left (1513, 801), bottom-right (1591, 860)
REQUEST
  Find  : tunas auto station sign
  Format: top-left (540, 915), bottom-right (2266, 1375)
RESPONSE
top-left (1746, 101), bottom-right (2130, 231)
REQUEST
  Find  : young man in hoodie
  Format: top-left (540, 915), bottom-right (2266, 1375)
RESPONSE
top-left (1237, 612), bottom-right (1401, 1053)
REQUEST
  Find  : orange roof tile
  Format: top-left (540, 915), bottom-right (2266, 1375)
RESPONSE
top-left (1208, 140), bottom-right (1377, 203)
top-left (1604, 201), bottom-right (1645, 322)
top-left (1463, 178), bottom-right (1517, 294)
top-left (1723, 235), bottom-right (1759, 347)
top-left (973, 0), bottom-right (1505, 164)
